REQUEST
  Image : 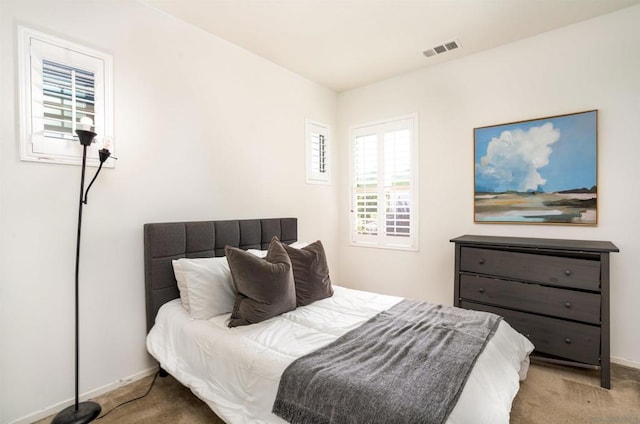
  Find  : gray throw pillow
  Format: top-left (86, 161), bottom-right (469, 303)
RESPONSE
top-left (283, 240), bottom-right (334, 307)
top-left (226, 238), bottom-right (296, 327)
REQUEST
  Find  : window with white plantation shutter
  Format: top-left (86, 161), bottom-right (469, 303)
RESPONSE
top-left (350, 115), bottom-right (418, 250)
top-left (18, 26), bottom-right (114, 167)
top-left (305, 119), bottom-right (330, 184)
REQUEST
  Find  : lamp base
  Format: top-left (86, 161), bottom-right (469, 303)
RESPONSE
top-left (51, 401), bottom-right (101, 424)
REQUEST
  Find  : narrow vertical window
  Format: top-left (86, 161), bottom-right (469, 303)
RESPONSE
top-left (306, 119), bottom-right (330, 184)
top-left (18, 26), bottom-right (114, 167)
top-left (350, 114), bottom-right (418, 250)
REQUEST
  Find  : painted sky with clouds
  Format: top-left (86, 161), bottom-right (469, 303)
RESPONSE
top-left (474, 111), bottom-right (597, 193)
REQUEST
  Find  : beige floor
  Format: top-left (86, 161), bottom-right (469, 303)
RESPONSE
top-left (511, 362), bottom-right (640, 424)
top-left (37, 362), bottom-right (640, 424)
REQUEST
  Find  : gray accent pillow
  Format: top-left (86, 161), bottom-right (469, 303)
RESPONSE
top-left (283, 240), bottom-right (334, 307)
top-left (226, 238), bottom-right (296, 327)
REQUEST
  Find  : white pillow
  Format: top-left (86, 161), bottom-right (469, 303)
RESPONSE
top-left (247, 249), bottom-right (268, 258)
top-left (248, 242), bottom-right (310, 257)
top-left (289, 241), bottom-right (311, 249)
top-left (172, 257), bottom-right (236, 320)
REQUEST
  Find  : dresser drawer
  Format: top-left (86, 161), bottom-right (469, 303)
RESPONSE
top-left (461, 301), bottom-right (600, 365)
top-left (459, 275), bottom-right (601, 324)
top-left (460, 247), bottom-right (601, 291)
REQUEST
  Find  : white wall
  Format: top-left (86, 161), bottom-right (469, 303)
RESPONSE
top-left (336, 5), bottom-right (640, 367)
top-left (2, 1), bottom-right (639, 422)
top-left (0, 1), bottom-right (337, 423)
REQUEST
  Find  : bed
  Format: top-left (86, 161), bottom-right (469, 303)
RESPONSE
top-left (144, 218), bottom-right (534, 424)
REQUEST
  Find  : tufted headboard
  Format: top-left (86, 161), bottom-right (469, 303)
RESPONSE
top-left (143, 217), bottom-right (297, 332)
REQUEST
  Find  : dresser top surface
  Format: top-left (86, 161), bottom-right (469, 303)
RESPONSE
top-left (450, 235), bottom-right (619, 253)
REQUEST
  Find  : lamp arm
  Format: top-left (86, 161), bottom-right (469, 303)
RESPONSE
top-left (83, 162), bottom-right (104, 205)
top-left (82, 148), bottom-right (112, 205)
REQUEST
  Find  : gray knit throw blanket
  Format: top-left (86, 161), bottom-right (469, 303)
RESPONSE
top-left (272, 299), bottom-right (502, 424)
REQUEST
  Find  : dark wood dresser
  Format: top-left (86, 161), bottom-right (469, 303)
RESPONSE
top-left (450, 235), bottom-right (618, 388)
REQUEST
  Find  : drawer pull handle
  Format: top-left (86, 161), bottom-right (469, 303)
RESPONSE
top-left (565, 338), bottom-right (572, 344)
top-left (564, 301), bottom-right (572, 308)
top-left (479, 288), bottom-right (485, 293)
top-left (564, 269), bottom-right (572, 276)
top-left (479, 258), bottom-right (485, 265)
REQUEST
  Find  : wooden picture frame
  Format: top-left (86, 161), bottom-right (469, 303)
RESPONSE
top-left (474, 110), bottom-right (597, 225)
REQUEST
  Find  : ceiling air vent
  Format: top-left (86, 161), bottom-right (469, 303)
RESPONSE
top-left (422, 39), bottom-right (461, 58)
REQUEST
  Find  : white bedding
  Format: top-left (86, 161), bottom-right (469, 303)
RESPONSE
top-left (147, 286), bottom-right (534, 424)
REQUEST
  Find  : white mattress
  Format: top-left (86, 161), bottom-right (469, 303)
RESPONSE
top-left (147, 286), bottom-right (534, 424)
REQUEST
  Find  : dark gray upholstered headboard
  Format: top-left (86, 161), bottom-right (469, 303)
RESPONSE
top-left (143, 218), bottom-right (297, 332)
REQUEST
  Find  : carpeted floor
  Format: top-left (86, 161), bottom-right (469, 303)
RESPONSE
top-left (36, 362), bottom-right (640, 424)
top-left (35, 373), bottom-right (223, 424)
top-left (511, 361), bottom-right (640, 424)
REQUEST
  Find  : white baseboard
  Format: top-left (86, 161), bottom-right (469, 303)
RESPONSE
top-left (9, 366), bottom-right (158, 424)
top-left (612, 356), bottom-right (640, 370)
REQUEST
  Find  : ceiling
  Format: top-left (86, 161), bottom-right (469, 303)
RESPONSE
top-left (144, 0), bottom-right (640, 92)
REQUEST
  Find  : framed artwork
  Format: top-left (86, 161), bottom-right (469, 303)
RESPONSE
top-left (474, 110), bottom-right (597, 225)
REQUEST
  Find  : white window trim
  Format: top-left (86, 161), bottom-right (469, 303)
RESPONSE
top-left (349, 113), bottom-right (419, 251)
top-left (18, 25), bottom-right (114, 167)
top-left (305, 119), bottom-right (330, 185)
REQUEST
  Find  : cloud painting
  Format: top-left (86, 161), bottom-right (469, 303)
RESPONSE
top-left (474, 110), bottom-right (597, 225)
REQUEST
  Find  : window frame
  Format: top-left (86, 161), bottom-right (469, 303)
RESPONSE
top-left (349, 113), bottom-right (419, 251)
top-left (17, 25), bottom-right (114, 167)
top-left (305, 119), bottom-right (330, 185)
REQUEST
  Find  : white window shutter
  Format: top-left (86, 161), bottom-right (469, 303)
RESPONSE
top-left (384, 128), bottom-right (411, 238)
top-left (353, 133), bottom-right (379, 239)
top-left (40, 59), bottom-right (96, 141)
top-left (350, 115), bottom-right (418, 250)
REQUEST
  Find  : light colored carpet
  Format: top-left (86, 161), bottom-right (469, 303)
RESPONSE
top-left (35, 374), bottom-right (223, 424)
top-left (37, 362), bottom-right (640, 423)
top-left (511, 361), bottom-right (640, 424)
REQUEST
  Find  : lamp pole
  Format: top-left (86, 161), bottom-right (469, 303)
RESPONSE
top-left (52, 120), bottom-right (110, 424)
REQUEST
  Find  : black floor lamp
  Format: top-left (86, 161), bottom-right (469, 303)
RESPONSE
top-left (52, 118), bottom-right (113, 424)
